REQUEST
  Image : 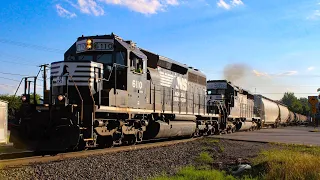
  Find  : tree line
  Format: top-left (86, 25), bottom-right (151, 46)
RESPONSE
top-left (280, 92), bottom-right (311, 116)
top-left (0, 94), bottom-right (40, 121)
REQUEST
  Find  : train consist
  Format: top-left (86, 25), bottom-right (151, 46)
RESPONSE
top-left (9, 33), bottom-right (308, 153)
top-left (207, 80), bottom-right (308, 129)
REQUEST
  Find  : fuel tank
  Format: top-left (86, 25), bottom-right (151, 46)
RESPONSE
top-left (144, 120), bottom-right (196, 139)
top-left (236, 121), bottom-right (253, 131)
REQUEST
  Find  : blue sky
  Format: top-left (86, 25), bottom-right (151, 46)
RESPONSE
top-left (0, 0), bottom-right (320, 100)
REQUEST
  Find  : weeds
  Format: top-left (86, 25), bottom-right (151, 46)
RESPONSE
top-left (149, 166), bottom-right (237, 180)
top-left (205, 138), bottom-right (220, 144)
top-left (195, 152), bottom-right (213, 165)
top-left (218, 144), bottom-right (224, 153)
top-left (252, 143), bottom-right (320, 180)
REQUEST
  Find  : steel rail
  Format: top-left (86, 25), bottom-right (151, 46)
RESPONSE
top-left (0, 137), bottom-right (201, 170)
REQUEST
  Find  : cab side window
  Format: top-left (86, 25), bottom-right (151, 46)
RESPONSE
top-left (130, 52), bottom-right (143, 74)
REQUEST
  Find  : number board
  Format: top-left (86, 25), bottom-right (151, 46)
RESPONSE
top-left (76, 43), bottom-right (86, 53)
top-left (94, 42), bottom-right (114, 51)
top-left (76, 39), bottom-right (114, 53)
top-left (207, 82), bottom-right (227, 89)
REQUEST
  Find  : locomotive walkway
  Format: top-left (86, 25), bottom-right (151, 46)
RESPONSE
top-left (214, 126), bottom-right (320, 146)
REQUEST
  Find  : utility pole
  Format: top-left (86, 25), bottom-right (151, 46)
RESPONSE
top-left (39, 64), bottom-right (49, 103)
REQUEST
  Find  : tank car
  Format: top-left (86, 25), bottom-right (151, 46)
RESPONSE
top-left (9, 33), bottom-right (226, 152)
top-left (298, 114), bottom-right (308, 125)
top-left (278, 103), bottom-right (290, 126)
top-left (288, 111), bottom-right (295, 125)
top-left (254, 95), bottom-right (281, 128)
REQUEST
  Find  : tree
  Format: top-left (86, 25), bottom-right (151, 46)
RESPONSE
top-left (0, 93), bottom-right (41, 121)
top-left (299, 97), bottom-right (311, 116)
top-left (0, 94), bottom-right (22, 121)
top-left (280, 92), bottom-right (310, 116)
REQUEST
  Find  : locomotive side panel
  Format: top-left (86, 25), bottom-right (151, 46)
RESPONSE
top-left (127, 72), bottom-right (147, 109)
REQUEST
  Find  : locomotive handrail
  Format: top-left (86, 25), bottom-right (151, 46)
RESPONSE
top-left (68, 75), bottom-right (84, 122)
top-left (88, 78), bottom-right (95, 121)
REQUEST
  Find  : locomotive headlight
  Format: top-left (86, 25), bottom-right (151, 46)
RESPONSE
top-left (21, 96), bottom-right (27, 101)
top-left (86, 39), bottom-right (92, 50)
top-left (58, 95), bottom-right (65, 101)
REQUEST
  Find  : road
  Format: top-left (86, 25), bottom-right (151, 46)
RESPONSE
top-left (214, 126), bottom-right (320, 146)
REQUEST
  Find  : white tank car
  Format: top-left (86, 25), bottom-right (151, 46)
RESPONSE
top-left (254, 95), bottom-right (280, 126)
top-left (278, 104), bottom-right (290, 125)
top-left (298, 114), bottom-right (308, 123)
top-left (288, 111), bottom-right (295, 124)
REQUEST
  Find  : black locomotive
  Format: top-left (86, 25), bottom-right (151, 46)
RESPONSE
top-left (9, 33), bottom-right (304, 153)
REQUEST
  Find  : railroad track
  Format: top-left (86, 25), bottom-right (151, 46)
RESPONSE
top-left (0, 151), bottom-right (35, 160)
top-left (0, 137), bottom-right (202, 170)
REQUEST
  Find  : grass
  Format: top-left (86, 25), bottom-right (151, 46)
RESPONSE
top-left (252, 143), bottom-right (320, 180)
top-left (218, 144), bottom-right (225, 153)
top-left (149, 166), bottom-right (237, 180)
top-left (149, 166), bottom-right (259, 180)
top-left (150, 139), bottom-right (320, 180)
top-left (195, 152), bottom-right (214, 165)
top-left (205, 138), bottom-right (220, 144)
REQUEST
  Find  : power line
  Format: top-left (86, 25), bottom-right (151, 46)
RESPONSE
top-left (0, 76), bottom-right (21, 82)
top-left (0, 59), bottom-right (39, 67)
top-left (0, 38), bottom-right (64, 53)
top-left (0, 71), bottom-right (31, 77)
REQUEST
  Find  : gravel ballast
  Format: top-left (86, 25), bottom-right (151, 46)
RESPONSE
top-left (0, 138), bottom-right (273, 180)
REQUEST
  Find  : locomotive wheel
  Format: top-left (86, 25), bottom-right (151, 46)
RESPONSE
top-left (137, 131), bottom-right (143, 142)
top-left (97, 136), bottom-right (113, 148)
top-left (232, 127), bottom-right (236, 133)
top-left (76, 138), bottom-right (87, 151)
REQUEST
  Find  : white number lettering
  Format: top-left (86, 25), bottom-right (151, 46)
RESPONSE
top-left (132, 80), bottom-right (143, 89)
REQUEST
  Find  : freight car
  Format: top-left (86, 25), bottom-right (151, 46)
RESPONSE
top-left (8, 33), bottom-right (306, 153)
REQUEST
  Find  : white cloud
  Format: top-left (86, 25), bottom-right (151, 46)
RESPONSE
top-left (166, 0), bottom-right (179, 6)
top-left (307, 66), bottom-right (315, 71)
top-left (63, 0), bottom-right (181, 15)
top-left (101, 0), bottom-right (181, 14)
top-left (276, 71), bottom-right (297, 76)
top-left (78, 0), bottom-right (104, 16)
top-left (307, 10), bottom-right (320, 20)
top-left (231, 0), bottom-right (243, 6)
top-left (217, 0), bottom-right (230, 10)
top-left (56, 4), bottom-right (77, 18)
top-left (253, 70), bottom-right (298, 78)
top-left (102, 0), bottom-right (163, 14)
top-left (217, 0), bottom-right (243, 10)
top-left (253, 70), bottom-right (269, 77)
